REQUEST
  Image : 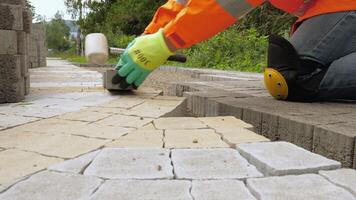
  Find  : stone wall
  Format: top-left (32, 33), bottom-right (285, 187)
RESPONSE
top-left (0, 0), bottom-right (30, 103)
top-left (28, 23), bottom-right (46, 68)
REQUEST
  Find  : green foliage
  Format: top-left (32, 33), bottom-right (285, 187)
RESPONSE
top-left (178, 26), bottom-right (267, 72)
top-left (45, 12), bottom-right (72, 52)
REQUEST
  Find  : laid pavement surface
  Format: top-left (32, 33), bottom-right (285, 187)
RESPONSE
top-left (0, 59), bottom-right (355, 199)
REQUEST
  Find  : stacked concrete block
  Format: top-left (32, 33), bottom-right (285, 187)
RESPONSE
top-left (0, 0), bottom-right (31, 103)
top-left (28, 23), bottom-right (46, 69)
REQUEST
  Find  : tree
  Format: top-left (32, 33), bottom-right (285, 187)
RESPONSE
top-left (64, 0), bottom-right (86, 55)
top-left (45, 12), bottom-right (71, 52)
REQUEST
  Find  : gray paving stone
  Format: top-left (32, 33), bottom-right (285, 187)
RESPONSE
top-left (0, 114), bottom-right (39, 128)
top-left (192, 180), bottom-right (256, 200)
top-left (237, 142), bottom-right (341, 176)
top-left (171, 149), bottom-right (262, 180)
top-left (313, 124), bottom-right (356, 168)
top-left (0, 171), bottom-right (102, 200)
top-left (319, 168), bottom-right (356, 197)
top-left (90, 180), bottom-right (192, 200)
top-left (246, 174), bottom-right (355, 200)
top-left (84, 148), bottom-right (173, 179)
top-left (48, 150), bottom-right (101, 174)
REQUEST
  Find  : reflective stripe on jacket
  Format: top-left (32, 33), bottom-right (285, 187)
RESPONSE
top-left (150, 0), bottom-right (356, 49)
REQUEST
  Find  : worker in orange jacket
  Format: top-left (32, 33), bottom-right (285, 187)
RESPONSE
top-left (113, 0), bottom-right (356, 102)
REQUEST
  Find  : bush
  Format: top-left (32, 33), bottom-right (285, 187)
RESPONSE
top-left (179, 26), bottom-right (268, 73)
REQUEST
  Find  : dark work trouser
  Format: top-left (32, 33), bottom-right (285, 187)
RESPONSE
top-left (289, 11), bottom-right (356, 101)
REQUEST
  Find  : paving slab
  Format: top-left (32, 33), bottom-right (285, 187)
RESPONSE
top-left (199, 116), bottom-right (253, 130)
top-left (154, 117), bottom-right (207, 130)
top-left (56, 110), bottom-right (112, 122)
top-left (164, 129), bottom-right (229, 149)
top-left (83, 106), bottom-right (126, 114)
top-left (123, 99), bottom-right (184, 118)
top-left (237, 142), bottom-right (341, 176)
top-left (48, 150), bottom-right (101, 174)
top-left (0, 131), bottom-right (108, 159)
top-left (171, 148), bottom-right (263, 180)
top-left (84, 148), bottom-right (173, 179)
top-left (96, 97), bottom-right (145, 109)
top-left (0, 171), bottom-right (102, 200)
top-left (94, 114), bottom-right (153, 128)
top-left (0, 149), bottom-right (63, 185)
top-left (90, 180), bottom-right (192, 200)
top-left (67, 123), bottom-right (135, 139)
top-left (313, 123), bottom-right (356, 168)
top-left (191, 180), bottom-right (256, 200)
top-left (12, 118), bottom-right (87, 134)
top-left (319, 168), bottom-right (356, 197)
top-left (246, 174), bottom-right (355, 200)
top-left (106, 130), bottom-right (163, 148)
top-left (216, 127), bottom-right (270, 147)
top-left (0, 114), bottom-right (39, 128)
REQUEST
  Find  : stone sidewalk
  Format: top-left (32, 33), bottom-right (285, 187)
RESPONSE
top-left (0, 59), bottom-right (356, 199)
top-left (161, 66), bottom-right (356, 169)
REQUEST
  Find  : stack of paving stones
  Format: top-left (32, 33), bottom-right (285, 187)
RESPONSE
top-left (28, 23), bottom-right (46, 68)
top-left (0, 0), bottom-right (32, 103)
top-left (0, 116), bottom-right (356, 199)
top-left (160, 66), bottom-right (356, 169)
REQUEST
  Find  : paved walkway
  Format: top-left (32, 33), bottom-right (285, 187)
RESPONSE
top-left (0, 59), bottom-right (355, 199)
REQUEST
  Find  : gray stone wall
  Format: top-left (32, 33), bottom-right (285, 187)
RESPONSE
top-left (0, 0), bottom-right (30, 103)
top-left (28, 23), bottom-right (46, 69)
top-left (0, 0), bottom-right (46, 103)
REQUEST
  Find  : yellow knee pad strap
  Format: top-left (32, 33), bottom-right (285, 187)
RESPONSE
top-left (264, 68), bottom-right (289, 100)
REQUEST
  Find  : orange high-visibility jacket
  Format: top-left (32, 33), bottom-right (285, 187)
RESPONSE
top-left (145, 0), bottom-right (356, 49)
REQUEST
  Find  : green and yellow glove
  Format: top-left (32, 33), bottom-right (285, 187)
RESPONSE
top-left (112, 29), bottom-right (174, 89)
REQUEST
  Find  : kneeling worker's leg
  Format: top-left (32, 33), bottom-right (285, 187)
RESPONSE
top-left (317, 52), bottom-right (356, 101)
top-left (264, 35), bottom-right (324, 102)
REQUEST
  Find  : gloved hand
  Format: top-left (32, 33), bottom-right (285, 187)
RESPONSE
top-left (112, 29), bottom-right (174, 89)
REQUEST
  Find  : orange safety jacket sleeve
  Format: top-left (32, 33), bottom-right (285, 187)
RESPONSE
top-left (163, 0), bottom-right (264, 49)
top-left (144, 0), bottom-right (187, 34)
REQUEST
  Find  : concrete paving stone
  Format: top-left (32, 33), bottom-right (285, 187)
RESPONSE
top-left (164, 129), bottom-right (229, 149)
top-left (84, 148), bottom-right (173, 179)
top-left (242, 108), bottom-right (263, 134)
top-left (0, 171), bottom-right (103, 200)
top-left (49, 150), bottom-right (101, 174)
top-left (94, 114), bottom-right (153, 128)
top-left (237, 142), bottom-right (341, 176)
top-left (192, 180), bottom-right (256, 200)
top-left (171, 148), bottom-right (263, 180)
top-left (278, 116), bottom-right (315, 151)
top-left (0, 114), bottom-right (39, 128)
top-left (97, 97), bottom-right (145, 109)
top-left (313, 124), bottom-right (356, 168)
top-left (90, 180), bottom-right (192, 200)
top-left (140, 122), bottom-right (157, 130)
top-left (246, 174), bottom-right (355, 200)
top-left (0, 131), bottom-right (109, 159)
top-left (83, 106), bottom-right (126, 114)
top-left (319, 168), bottom-right (356, 197)
top-left (57, 110), bottom-right (112, 122)
top-left (0, 30), bottom-right (17, 54)
top-left (69, 123), bottom-right (135, 139)
top-left (123, 99), bottom-right (183, 118)
top-left (12, 118), bottom-right (87, 134)
top-left (199, 116), bottom-right (253, 130)
top-left (154, 117), bottom-right (207, 130)
top-left (218, 127), bottom-right (270, 147)
top-left (261, 112), bottom-right (279, 141)
top-left (0, 149), bottom-right (63, 185)
top-left (105, 130), bottom-right (163, 148)
top-left (0, 105), bottom-right (69, 118)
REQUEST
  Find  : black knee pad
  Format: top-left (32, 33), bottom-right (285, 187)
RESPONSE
top-left (265, 35), bottom-right (319, 102)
